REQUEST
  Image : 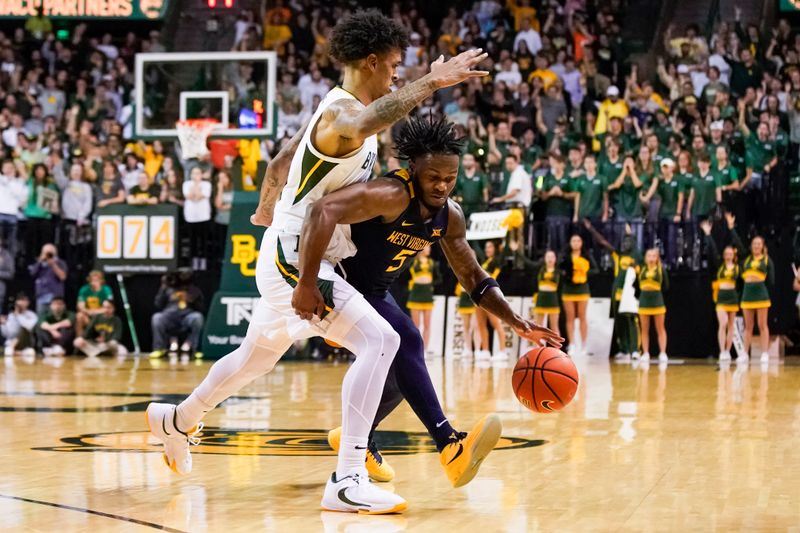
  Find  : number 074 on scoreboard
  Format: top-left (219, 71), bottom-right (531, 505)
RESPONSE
top-left (95, 205), bottom-right (180, 273)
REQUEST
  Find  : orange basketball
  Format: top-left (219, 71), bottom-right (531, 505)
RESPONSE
top-left (512, 346), bottom-right (579, 413)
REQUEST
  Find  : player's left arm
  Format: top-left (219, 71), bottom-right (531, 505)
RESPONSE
top-left (251, 120), bottom-right (309, 227)
top-left (440, 201), bottom-right (564, 348)
top-left (293, 179), bottom-right (409, 319)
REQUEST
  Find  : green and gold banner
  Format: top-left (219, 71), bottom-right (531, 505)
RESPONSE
top-left (1, 0), bottom-right (169, 19)
top-left (202, 190), bottom-right (262, 359)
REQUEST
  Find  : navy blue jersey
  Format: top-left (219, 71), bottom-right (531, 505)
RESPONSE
top-left (340, 169), bottom-right (450, 296)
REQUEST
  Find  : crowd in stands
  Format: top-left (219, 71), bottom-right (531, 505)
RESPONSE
top-left (1, 0), bottom-right (800, 357)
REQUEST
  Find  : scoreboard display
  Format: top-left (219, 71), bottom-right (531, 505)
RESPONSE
top-left (95, 204), bottom-right (179, 273)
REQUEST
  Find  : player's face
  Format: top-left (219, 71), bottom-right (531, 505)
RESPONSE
top-left (372, 49), bottom-right (402, 97)
top-left (412, 153), bottom-right (460, 210)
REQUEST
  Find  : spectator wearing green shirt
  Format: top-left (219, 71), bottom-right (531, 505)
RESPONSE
top-left (651, 159), bottom-right (684, 266)
top-left (540, 154), bottom-right (574, 252)
top-left (573, 154), bottom-right (608, 222)
top-left (686, 154), bottom-right (722, 222)
top-left (74, 300), bottom-right (127, 358)
top-left (738, 101), bottom-right (778, 192)
top-left (714, 145), bottom-right (740, 215)
top-left (454, 153), bottom-right (489, 220)
top-left (635, 144), bottom-right (659, 226)
top-left (35, 297), bottom-right (75, 357)
top-left (707, 121), bottom-right (728, 167)
top-left (572, 154), bottom-right (609, 255)
top-left (77, 270), bottom-right (113, 336)
top-left (606, 155), bottom-right (645, 251)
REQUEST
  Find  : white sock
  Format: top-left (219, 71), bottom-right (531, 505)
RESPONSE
top-left (335, 313), bottom-right (399, 479)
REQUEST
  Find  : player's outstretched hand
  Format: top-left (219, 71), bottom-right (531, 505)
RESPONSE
top-left (292, 281), bottom-right (326, 321)
top-left (512, 319), bottom-right (564, 349)
top-left (429, 48), bottom-right (490, 89)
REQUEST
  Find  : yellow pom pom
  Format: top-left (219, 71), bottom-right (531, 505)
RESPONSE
top-left (501, 208), bottom-right (524, 230)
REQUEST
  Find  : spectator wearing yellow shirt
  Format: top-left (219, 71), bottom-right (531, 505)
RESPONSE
top-left (593, 85), bottom-right (629, 149)
top-left (263, 11), bottom-right (292, 53)
top-left (508, 0), bottom-right (539, 31)
top-left (528, 55), bottom-right (558, 89)
top-left (128, 140), bottom-right (166, 180)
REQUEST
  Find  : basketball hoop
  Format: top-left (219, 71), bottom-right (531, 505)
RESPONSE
top-left (176, 119), bottom-right (221, 159)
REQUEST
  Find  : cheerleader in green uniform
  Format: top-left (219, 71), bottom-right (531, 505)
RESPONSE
top-left (455, 283), bottom-right (475, 359)
top-left (637, 248), bottom-right (669, 362)
top-left (475, 240), bottom-right (508, 361)
top-left (560, 234), bottom-right (597, 356)
top-left (533, 250), bottom-right (561, 338)
top-left (740, 234), bottom-right (774, 364)
top-left (583, 219), bottom-right (642, 360)
top-left (407, 246), bottom-right (438, 354)
top-left (700, 214), bottom-right (743, 362)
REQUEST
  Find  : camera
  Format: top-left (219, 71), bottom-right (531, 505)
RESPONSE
top-left (45, 251), bottom-right (54, 260)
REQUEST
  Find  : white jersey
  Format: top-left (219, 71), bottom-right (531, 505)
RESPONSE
top-left (272, 86), bottom-right (378, 263)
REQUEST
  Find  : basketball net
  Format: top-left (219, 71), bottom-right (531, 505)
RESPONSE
top-left (176, 119), bottom-right (220, 159)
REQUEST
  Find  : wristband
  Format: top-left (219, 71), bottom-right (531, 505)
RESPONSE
top-left (471, 277), bottom-right (500, 306)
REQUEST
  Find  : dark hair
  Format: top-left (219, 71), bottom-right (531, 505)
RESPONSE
top-left (395, 115), bottom-right (465, 161)
top-left (329, 10), bottom-right (409, 65)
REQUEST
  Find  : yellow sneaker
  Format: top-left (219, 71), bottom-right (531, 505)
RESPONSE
top-left (327, 427), bottom-right (395, 483)
top-left (439, 414), bottom-right (502, 488)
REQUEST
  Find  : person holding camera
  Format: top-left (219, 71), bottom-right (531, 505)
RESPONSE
top-left (28, 243), bottom-right (67, 315)
top-left (149, 269), bottom-right (205, 359)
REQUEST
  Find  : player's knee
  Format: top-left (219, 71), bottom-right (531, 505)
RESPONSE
top-left (378, 326), bottom-right (401, 359)
top-left (398, 326), bottom-right (424, 357)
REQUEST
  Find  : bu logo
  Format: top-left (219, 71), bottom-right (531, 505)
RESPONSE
top-left (231, 235), bottom-right (259, 276)
top-left (221, 297), bottom-right (260, 326)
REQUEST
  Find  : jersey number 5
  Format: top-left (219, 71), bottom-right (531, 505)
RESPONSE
top-left (386, 249), bottom-right (416, 273)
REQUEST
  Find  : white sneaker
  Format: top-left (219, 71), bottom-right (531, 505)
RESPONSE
top-left (21, 347), bottom-right (36, 358)
top-left (51, 345), bottom-right (66, 356)
top-left (614, 352), bottom-right (631, 362)
top-left (567, 345), bottom-right (576, 357)
top-left (719, 351), bottom-right (731, 362)
top-left (490, 350), bottom-right (509, 362)
top-left (3, 345), bottom-right (12, 357)
top-left (321, 469), bottom-right (407, 514)
top-left (638, 352), bottom-right (648, 362)
top-left (42, 347), bottom-right (54, 357)
top-left (760, 352), bottom-right (770, 364)
top-left (461, 350), bottom-right (474, 361)
top-left (658, 353), bottom-right (669, 363)
top-left (146, 403), bottom-right (203, 475)
top-left (736, 353), bottom-right (749, 365)
top-left (475, 350), bottom-right (491, 361)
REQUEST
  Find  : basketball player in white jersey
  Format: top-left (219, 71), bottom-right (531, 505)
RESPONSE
top-left (146, 10), bottom-right (488, 514)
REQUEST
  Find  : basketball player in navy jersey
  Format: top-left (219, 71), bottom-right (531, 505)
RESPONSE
top-left (147, 10), bottom-right (490, 515)
top-left (294, 116), bottom-right (564, 489)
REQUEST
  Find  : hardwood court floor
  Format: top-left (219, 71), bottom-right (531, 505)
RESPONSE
top-left (1, 354), bottom-right (799, 532)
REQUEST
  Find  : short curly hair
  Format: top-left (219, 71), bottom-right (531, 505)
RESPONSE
top-left (395, 115), bottom-right (465, 161)
top-left (329, 9), bottom-right (409, 65)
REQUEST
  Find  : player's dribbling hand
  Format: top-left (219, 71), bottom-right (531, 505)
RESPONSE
top-left (429, 49), bottom-right (490, 89)
top-left (512, 318), bottom-right (564, 349)
top-left (291, 281), bottom-right (326, 321)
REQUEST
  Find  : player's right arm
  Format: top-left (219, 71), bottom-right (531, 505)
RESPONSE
top-left (251, 121), bottom-right (309, 227)
top-left (440, 201), bottom-right (564, 348)
top-left (314, 49), bottom-right (489, 154)
top-left (293, 179), bottom-right (410, 320)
